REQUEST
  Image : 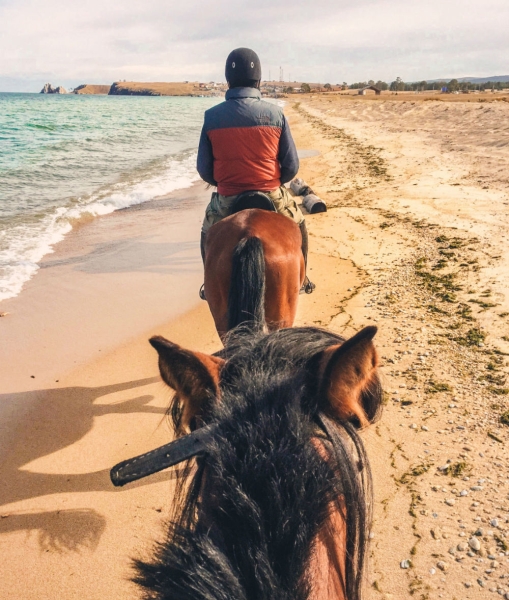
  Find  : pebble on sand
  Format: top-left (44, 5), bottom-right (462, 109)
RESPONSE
top-left (469, 537), bottom-right (481, 551)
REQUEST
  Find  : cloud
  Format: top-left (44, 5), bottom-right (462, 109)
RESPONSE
top-left (1, 0), bottom-right (508, 91)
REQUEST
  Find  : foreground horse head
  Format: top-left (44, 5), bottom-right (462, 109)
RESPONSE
top-left (137, 326), bottom-right (382, 600)
top-left (203, 209), bottom-right (305, 339)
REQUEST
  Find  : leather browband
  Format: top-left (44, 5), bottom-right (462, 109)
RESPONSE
top-left (110, 424), bottom-right (218, 487)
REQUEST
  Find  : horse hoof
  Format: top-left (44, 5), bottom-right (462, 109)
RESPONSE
top-left (300, 277), bottom-right (316, 294)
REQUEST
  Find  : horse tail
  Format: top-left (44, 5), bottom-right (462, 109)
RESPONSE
top-left (227, 237), bottom-right (265, 331)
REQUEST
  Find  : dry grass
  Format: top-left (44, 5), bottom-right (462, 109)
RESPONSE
top-left (314, 90), bottom-right (509, 103)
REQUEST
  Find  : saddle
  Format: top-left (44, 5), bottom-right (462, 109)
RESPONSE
top-left (199, 189), bottom-right (314, 300)
top-left (229, 190), bottom-right (277, 215)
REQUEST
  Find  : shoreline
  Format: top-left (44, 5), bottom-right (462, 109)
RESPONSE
top-left (0, 181), bottom-right (211, 434)
top-left (0, 152), bottom-right (203, 304)
top-left (0, 93), bottom-right (221, 304)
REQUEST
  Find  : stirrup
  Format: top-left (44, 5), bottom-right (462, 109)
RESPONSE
top-left (199, 284), bottom-right (206, 300)
top-left (300, 276), bottom-right (316, 295)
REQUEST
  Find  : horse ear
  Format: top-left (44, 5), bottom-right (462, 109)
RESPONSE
top-left (149, 336), bottom-right (224, 432)
top-left (316, 326), bottom-right (379, 428)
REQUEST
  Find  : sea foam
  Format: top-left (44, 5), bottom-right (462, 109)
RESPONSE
top-left (0, 153), bottom-right (199, 302)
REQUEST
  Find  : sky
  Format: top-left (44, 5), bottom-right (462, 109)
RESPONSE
top-left (1, 0), bottom-right (508, 92)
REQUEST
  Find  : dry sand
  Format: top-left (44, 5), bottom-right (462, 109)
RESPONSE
top-left (287, 95), bottom-right (509, 599)
top-left (1, 95), bottom-right (509, 599)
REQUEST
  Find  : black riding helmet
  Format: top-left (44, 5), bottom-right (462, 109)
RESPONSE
top-left (225, 48), bottom-right (261, 88)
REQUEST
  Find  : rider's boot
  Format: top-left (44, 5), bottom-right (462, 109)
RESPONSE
top-left (299, 220), bottom-right (315, 294)
top-left (199, 231), bottom-right (206, 300)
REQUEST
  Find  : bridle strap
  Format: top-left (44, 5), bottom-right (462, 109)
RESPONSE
top-left (110, 424), bottom-right (218, 487)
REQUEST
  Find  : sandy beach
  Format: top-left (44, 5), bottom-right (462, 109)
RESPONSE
top-left (2, 93), bottom-right (509, 599)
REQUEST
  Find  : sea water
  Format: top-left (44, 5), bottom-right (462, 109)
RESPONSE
top-left (0, 93), bottom-right (220, 302)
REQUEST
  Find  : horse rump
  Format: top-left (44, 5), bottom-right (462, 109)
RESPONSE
top-left (227, 237), bottom-right (265, 331)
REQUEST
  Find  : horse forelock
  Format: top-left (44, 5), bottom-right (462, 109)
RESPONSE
top-left (135, 326), bottom-right (378, 600)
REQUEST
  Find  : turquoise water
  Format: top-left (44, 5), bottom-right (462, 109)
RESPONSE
top-left (0, 93), bottom-right (220, 301)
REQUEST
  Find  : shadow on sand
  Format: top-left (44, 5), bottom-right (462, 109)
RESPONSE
top-left (0, 377), bottom-right (178, 553)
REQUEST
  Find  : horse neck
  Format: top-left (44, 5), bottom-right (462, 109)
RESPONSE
top-left (307, 495), bottom-right (348, 600)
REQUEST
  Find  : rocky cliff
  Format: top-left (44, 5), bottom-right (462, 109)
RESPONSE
top-left (40, 83), bottom-right (67, 94)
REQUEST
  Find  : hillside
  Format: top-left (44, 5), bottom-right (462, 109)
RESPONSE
top-left (73, 84), bottom-right (111, 94)
top-left (457, 75), bottom-right (509, 83)
top-left (427, 75), bottom-right (509, 84)
top-left (108, 81), bottom-right (205, 96)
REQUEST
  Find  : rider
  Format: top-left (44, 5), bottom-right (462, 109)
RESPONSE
top-left (197, 47), bottom-right (314, 294)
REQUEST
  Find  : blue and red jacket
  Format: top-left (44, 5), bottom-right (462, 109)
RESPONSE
top-left (197, 87), bottom-right (299, 196)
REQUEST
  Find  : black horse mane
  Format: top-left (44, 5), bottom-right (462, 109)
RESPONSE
top-left (134, 327), bottom-right (382, 600)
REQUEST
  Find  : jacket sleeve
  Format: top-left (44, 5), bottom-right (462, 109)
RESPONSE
top-left (278, 115), bottom-right (299, 184)
top-left (196, 125), bottom-right (217, 186)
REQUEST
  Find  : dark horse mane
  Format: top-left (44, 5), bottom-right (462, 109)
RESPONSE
top-left (134, 327), bottom-right (382, 600)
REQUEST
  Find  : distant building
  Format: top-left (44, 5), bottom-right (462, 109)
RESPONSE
top-left (358, 85), bottom-right (381, 96)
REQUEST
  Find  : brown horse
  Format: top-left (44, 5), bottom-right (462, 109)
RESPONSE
top-left (203, 209), bottom-right (305, 338)
top-left (131, 325), bottom-right (382, 599)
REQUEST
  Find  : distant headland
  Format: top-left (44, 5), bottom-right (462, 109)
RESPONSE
top-left (73, 84), bottom-right (111, 94)
top-left (40, 81), bottom-right (226, 97)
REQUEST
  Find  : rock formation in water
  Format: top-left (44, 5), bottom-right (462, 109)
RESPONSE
top-left (40, 83), bottom-right (67, 94)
